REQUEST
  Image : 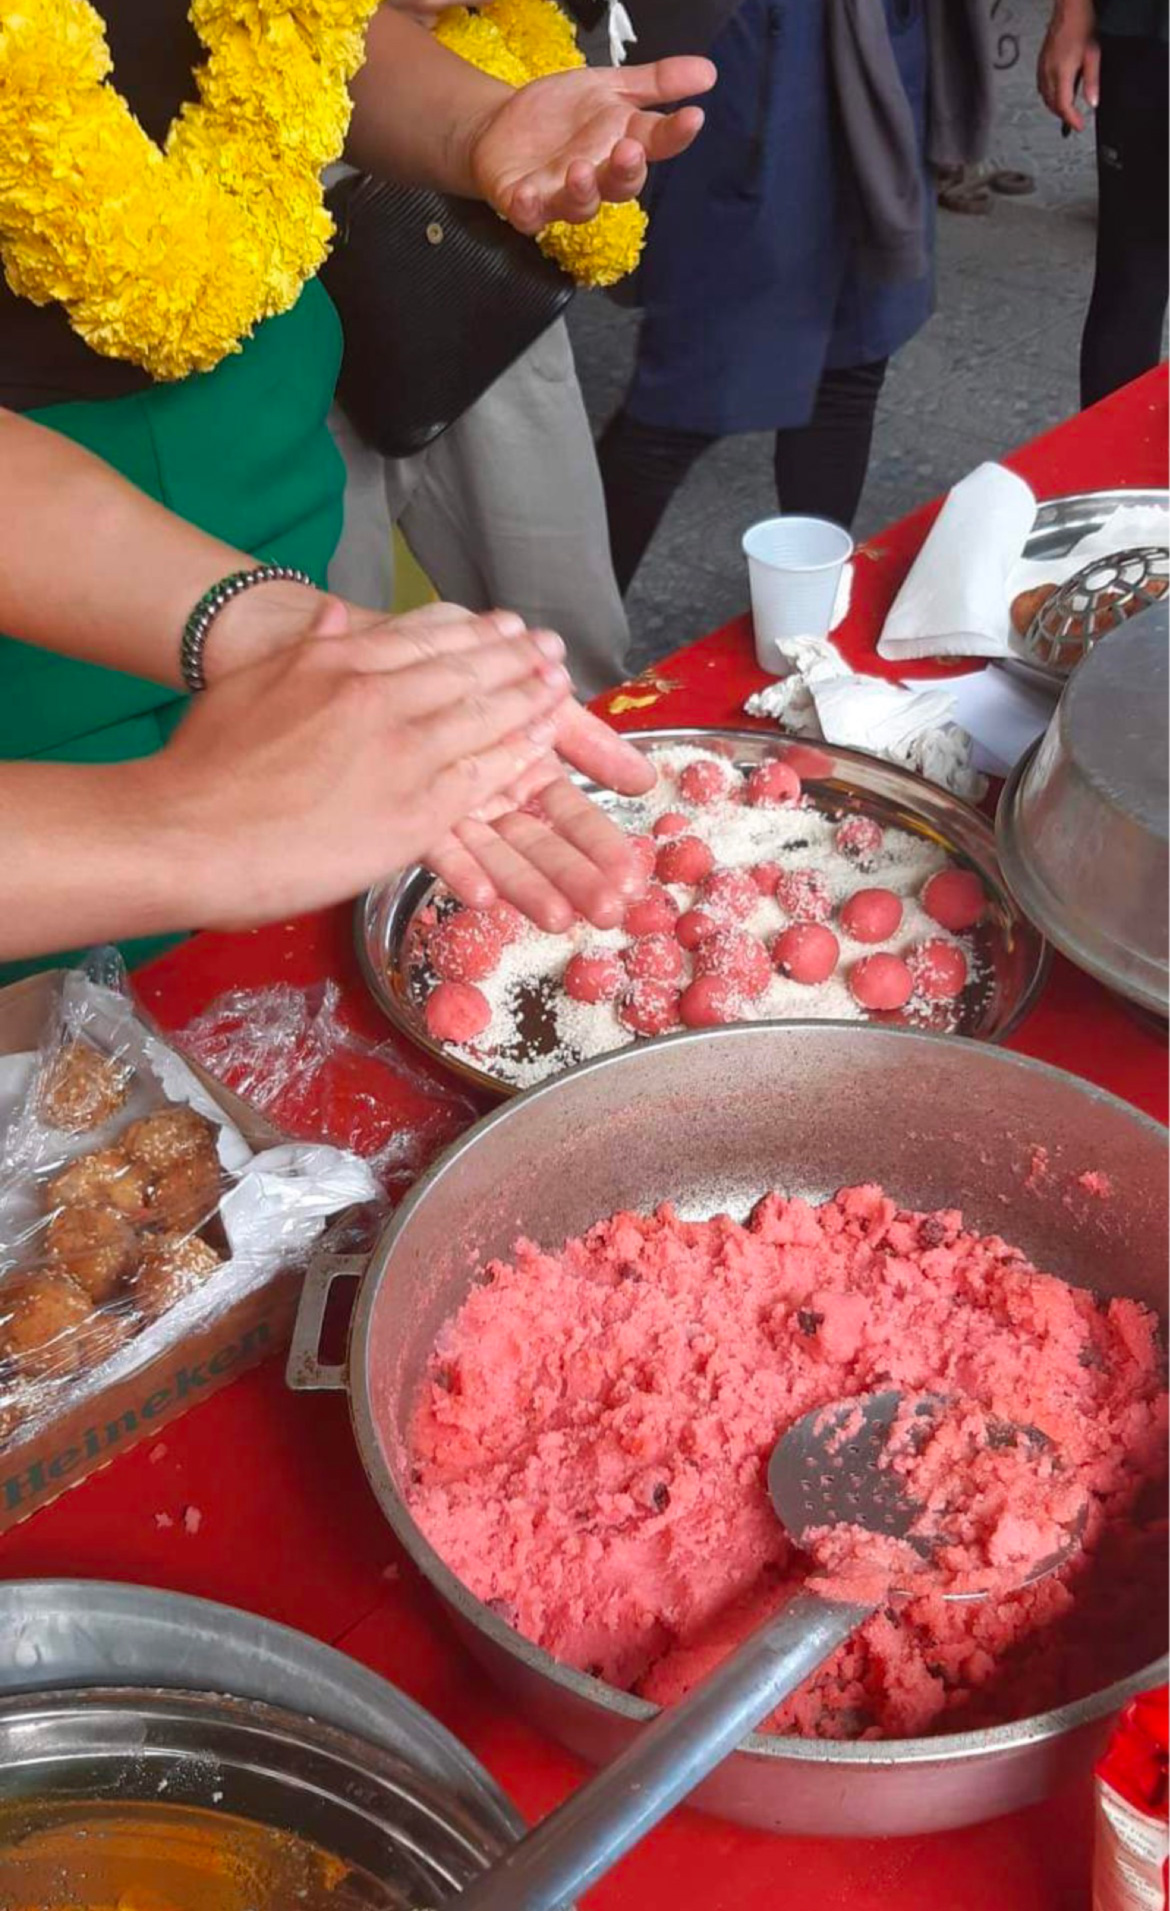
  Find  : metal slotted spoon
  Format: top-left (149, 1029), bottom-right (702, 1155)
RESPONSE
top-left (450, 1390), bottom-right (1085, 1911)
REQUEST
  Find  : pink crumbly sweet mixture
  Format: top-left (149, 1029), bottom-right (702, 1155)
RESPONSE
top-left (406, 1187), bottom-right (1168, 1741)
top-left (803, 1396), bottom-right (1090, 1606)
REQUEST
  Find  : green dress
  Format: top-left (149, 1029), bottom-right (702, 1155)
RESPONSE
top-left (0, 278), bottom-right (346, 984)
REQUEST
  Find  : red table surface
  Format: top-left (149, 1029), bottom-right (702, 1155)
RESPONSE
top-left (2, 371), bottom-right (1166, 1910)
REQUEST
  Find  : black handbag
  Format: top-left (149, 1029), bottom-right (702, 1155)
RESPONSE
top-left (320, 172), bottom-right (576, 460)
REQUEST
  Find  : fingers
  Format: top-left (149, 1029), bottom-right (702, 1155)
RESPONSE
top-left (1041, 45), bottom-right (1086, 129)
top-left (375, 633), bottom-right (571, 725)
top-left (428, 833), bottom-right (499, 910)
top-left (346, 607), bottom-right (558, 676)
top-left (425, 729), bottom-right (572, 857)
top-left (613, 56), bottom-right (716, 109)
top-left (593, 138), bottom-right (649, 208)
top-left (552, 701), bottom-right (657, 796)
top-left (409, 660), bottom-right (570, 760)
top-left (450, 816), bottom-right (580, 932)
top-left (1082, 39), bottom-right (1101, 110)
top-left (531, 775), bottom-right (643, 899)
top-left (628, 103), bottom-right (707, 165)
top-left (487, 806), bottom-right (629, 928)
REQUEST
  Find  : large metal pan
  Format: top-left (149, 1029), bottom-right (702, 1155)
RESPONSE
top-left (289, 1024), bottom-right (1168, 1838)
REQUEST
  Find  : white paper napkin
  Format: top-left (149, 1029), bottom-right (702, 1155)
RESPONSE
top-left (879, 463), bottom-right (1037, 663)
top-left (880, 466), bottom-right (1170, 666)
top-left (745, 655), bottom-right (986, 800)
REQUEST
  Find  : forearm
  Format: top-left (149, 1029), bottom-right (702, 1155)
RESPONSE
top-left (0, 409), bottom-right (322, 687)
top-left (0, 759), bottom-right (200, 959)
top-left (346, 6), bottom-right (509, 193)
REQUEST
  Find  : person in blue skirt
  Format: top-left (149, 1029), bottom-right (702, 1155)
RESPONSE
top-left (599, 0), bottom-right (994, 591)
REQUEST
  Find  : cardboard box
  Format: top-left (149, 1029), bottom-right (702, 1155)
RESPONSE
top-left (0, 971), bottom-right (300, 1534)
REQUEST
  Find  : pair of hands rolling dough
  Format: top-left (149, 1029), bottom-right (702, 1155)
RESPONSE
top-left (181, 592), bottom-right (656, 936)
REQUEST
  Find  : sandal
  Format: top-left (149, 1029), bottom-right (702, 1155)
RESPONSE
top-left (935, 166), bottom-right (993, 215)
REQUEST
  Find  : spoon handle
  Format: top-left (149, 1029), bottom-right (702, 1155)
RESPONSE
top-left (455, 1592), bottom-right (870, 1911)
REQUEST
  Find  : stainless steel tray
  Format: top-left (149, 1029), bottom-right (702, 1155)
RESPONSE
top-left (0, 1579), bottom-right (521, 1865)
top-left (1005, 487), bottom-right (1169, 692)
top-left (357, 728), bottom-right (1048, 1098)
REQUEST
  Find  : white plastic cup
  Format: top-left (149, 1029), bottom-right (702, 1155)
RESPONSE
top-left (742, 515), bottom-right (854, 674)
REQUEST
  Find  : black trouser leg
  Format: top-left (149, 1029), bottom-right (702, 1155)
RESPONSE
top-left (597, 409), bottom-right (717, 594)
top-left (772, 358), bottom-right (888, 529)
top-left (1080, 34), bottom-right (1169, 410)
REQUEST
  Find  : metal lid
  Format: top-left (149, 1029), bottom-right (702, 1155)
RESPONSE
top-left (997, 607), bottom-right (1169, 1016)
top-left (0, 1581), bottom-right (522, 1909)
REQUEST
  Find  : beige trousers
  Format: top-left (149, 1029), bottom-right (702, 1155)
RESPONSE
top-left (326, 320), bottom-right (630, 698)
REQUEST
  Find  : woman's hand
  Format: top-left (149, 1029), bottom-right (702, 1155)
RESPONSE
top-left (1037, 0), bottom-right (1100, 131)
top-left (202, 591), bottom-right (655, 930)
top-left (154, 600), bottom-right (576, 931)
top-left (467, 57), bottom-right (714, 232)
top-left (431, 701), bottom-right (657, 930)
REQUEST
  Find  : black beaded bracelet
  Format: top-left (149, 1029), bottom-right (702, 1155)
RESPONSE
top-left (179, 564), bottom-right (315, 693)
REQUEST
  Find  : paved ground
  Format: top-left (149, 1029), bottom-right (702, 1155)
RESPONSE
top-left (567, 0), bottom-right (1102, 672)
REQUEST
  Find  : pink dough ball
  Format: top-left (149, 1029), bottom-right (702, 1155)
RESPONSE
top-left (623, 934), bottom-right (684, 984)
top-left (835, 815), bottom-right (884, 864)
top-left (655, 835), bottom-right (715, 887)
top-left (745, 760), bottom-right (802, 808)
top-left (750, 861), bottom-right (783, 896)
top-left (909, 939), bottom-right (969, 1001)
top-left (653, 810), bottom-right (692, 838)
top-left (678, 760), bottom-right (731, 806)
top-left (485, 901), bottom-right (525, 945)
top-left (775, 869), bottom-right (832, 923)
top-left (922, 868), bottom-right (986, 932)
top-left (675, 907), bottom-right (719, 950)
top-left (694, 930), bottom-right (772, 1000)
top-left (679, 976), bottom-right (741, 1027)
top-left (773, 922), bottom-right (840, 986)
top-left (840, 887), bottom-right (903, 944)
top-left (427, 911), bottom-right (503, 982)
top-left (619, 980), bottom-right (682, 1036)
top-left (563, 953), bottom-right (625, 1005)
top-left (624, 885), bottom-right (680, 937)
top-left (850, 953), bottom-right (914, 1011)
top-left (698, 868), bottom-right (759, 923)
top-left (425, 981), bottom-right (491, 1043)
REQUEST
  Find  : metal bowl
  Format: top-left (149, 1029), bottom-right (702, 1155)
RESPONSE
top-left (358, 728), bottom-right (1048, 1098)
top-left (288, 1024), bottom-right (1168, 1838)
top-left (0, 1583), bottom-right (522, 1910)
top-left (998, 607), bottom-right (1169, 1018)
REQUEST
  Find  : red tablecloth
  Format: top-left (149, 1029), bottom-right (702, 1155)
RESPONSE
top-left (2, 370), bottom-right (1166, 1910)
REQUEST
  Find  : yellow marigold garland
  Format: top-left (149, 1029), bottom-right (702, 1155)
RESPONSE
top-left (435, 0), bottom-right (647, 288)
top-left (0, 0), bottom-right (379, 380)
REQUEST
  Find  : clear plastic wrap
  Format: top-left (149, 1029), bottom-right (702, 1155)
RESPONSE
top-left (176, 981), bottom-right (478, 1198)
top-left (0, 957), bottom-right (377, 1454)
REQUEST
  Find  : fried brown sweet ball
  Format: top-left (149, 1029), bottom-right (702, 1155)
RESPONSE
top-left (38, 1040), bottom-right (131, 1134)
top-left (1010, 584), bottom-right (1057, 637)
top-left (132, 1234), bottom-right (222, 1323)
top-left (46, 1148), bottom-right (148, 1218)
top-left (44, 1205), bottom-right (137, 1304)
top-left (144, 1153), bottom-right (223, 1236)
top-left (122, 1107), bottom-right (218, 1175)
top-left (0, 1272), bottom-right (95, 1381)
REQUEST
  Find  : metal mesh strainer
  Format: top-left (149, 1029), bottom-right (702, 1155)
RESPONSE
top-left (1016, 545), bottom-right (1169, 680)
